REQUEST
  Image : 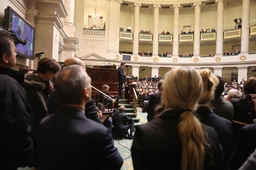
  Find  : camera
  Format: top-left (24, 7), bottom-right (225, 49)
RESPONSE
top-left (0, 26), bottom-right (26, 45)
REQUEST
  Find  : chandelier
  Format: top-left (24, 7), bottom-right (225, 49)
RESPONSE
top-left (92, 0), bottom-right (100, 19)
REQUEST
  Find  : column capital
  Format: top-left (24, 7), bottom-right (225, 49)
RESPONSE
top-left (153, 4), bottom-right (161, 8)
top-left (134, 3), bottom-right (141, 7)
top-left (173, 4), bottom-right (181, 8)
top-left (215, 0), bottom-right (224, 3)
top-left (193, 1), bottom-right (202, 6)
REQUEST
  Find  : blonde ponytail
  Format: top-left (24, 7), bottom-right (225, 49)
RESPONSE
top-left (178, 111), bottom-right (205, 170)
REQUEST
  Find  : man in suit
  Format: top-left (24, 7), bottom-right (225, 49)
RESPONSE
top-left (47, 57), bottom-right (101, 123)
top-left (147, 80), bottom-right (163, 121)
top-left (230, 122), bottom-right (256, 170)
top-left (112, 105), bottom-right (134, 139)
top-left (37, 65), bottom-right (123, 169)
top-left (118, 62), bottom-right (126, 97)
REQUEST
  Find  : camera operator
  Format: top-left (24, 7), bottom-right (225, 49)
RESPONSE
top-left (0, 33), bottom-right (34, 169)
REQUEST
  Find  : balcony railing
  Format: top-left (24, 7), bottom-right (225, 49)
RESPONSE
top-left (224, 29), bottom-right (241, 39)
top-left (120, 32), bottom-right (133, 40)
top-left (179, 34), bottom-right (194, 42)
top-left (159, 34), bottom-right (172, 42)
top-left (139, 34), bottom-right (153, 42)
top-left (200, 32), bottom-right (216, 41)
top-left (250, 25), bottom-right (256, 35)
top-left (83, 29), bottom-right (105, 36)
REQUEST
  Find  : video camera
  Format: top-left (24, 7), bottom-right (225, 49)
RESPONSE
top-left (0, 26), bottom-right (26, 45)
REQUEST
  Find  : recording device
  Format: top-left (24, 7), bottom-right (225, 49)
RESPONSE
top-left (0, 27), bottom-right (27, 45)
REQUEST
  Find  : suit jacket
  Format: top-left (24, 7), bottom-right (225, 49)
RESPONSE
top-left (211, 97), bottom-right (233, 122)
top-left (196, 106), bottom-right (233, 169)
top-left (230, 123), bottom-right (256, 170)
top-left (231, 96), bottom-right (256, 124)
top-left (118, 66), bottom-right (126, 83)
top-left (146, 92), bottom-right (161, 121)
top-left (37, 106), bottom-right (123, 170)
top-left (131, 109), bottom-right (224, 170)
top-left (112, 110), bottom-right (133, 135)
top-left (48, 89), bottom-right (101, 123)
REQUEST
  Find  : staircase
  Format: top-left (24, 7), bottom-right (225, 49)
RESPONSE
top-left (118, 98), bottom-right (140, 123)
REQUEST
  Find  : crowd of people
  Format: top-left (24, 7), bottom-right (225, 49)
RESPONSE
top-left (2, 32), bottom-right (256, 170)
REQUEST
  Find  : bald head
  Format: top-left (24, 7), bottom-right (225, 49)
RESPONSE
top-left (64, 57), bottom-right (85, 69)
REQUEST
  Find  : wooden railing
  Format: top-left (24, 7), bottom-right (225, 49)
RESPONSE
top-left (132, 87), bottom-right (138, 115)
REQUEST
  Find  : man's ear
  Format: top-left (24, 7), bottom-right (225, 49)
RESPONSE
top-left (83, 87), bottom-right (90, 99)
top-left (2, 53), bottom-right (9, 64)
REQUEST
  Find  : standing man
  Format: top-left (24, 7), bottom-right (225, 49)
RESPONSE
top-left (0, 34), bottom-right (34, 169)
top-left (118, 62), bottom-right (126, 97)
top-left (37, 65), bottom-right (123, 169)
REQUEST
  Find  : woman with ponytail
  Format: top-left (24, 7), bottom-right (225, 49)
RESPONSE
top-left (197, 69), bottom-right (233, 169)
top-left (131, 66), bottom-right (223, 170)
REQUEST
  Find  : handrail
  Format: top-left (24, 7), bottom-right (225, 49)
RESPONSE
top-left (91, 85), bottom-right (115, 108)
top-left (91, 85), bottom-right (114, 101)
top-left (232, 120), bottom-right (248, 126)
top-left (132, 88), bottom-right (138, 115)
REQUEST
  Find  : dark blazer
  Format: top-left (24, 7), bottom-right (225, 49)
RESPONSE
top-left (131, 109), bottom-right (224, 170)
top-left (231, 96), bottom-right (256, 124)
top-left (211, 97), bottom-right (233, 122)
top-left (48, 89), bottom-right (101, 124)
top-left (196, 106), bottom-right (233, 169)
top-left (112, 110), bottom-right (133, 135)
top-left (118, 66), bottom-right (126, 83)
top-left (230, 123), bottom-right (256, 170)
top-left (37, 106), bottom-right (123, 170)
top-left (0, 72), bottom-right (34, 169)
top-left (147, 92), bottom-right (161, 121)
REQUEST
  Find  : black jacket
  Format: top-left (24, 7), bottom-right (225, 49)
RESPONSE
top-left (48, 89), bottom-right (101, 124)
top-left (0, 66), bottom-right (34, 169)
top-left (38, 106), bottom-right (123, 170)
top-left (131, 109), bottom-right (224, 170)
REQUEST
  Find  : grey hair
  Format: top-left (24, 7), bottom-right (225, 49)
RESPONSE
top-left (55, 65), bottom-right (90, 104)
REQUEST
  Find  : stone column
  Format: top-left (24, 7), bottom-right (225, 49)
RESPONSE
top-left (172, 4), bottom-right (180, 58)
top-left (216, 0), bottom-right (224, 56)
top-left (237, 66), bottom-right (248, 82)
top-left (213, 66), bottom-right (223, 76)
top-left (241, 0), bottom-right (250, 55)
top-left (26, 0), bottom-right (39, 69)
top-left (193, 2), bottom-right (201, 57)
top-left (152, 4), bottom-right (161, 57)
top-left (151, 67), bottom-right (159, 77)
top-left (116, 0), bottom-right (123, 53)
top-left (132, 65), bottom-right (140, 77)
top-left (133, 3), bottom-right (141, 56)
top-left (35, 1), bottom-right (67, 68)
top-left (106, 0), bottom-right (120, 55)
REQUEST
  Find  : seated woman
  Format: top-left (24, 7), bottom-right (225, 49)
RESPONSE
top-left (131, 66), bottom-right (224, 170)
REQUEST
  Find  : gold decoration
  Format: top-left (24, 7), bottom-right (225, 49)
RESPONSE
top-left (134, 56), bottom-right (138, 61)
top-left (215, 57), bottom-right (221, 62)
top-left (240, 55), bottom-right (246, 61)
top-left (115, 55), bottom-right (119, 60)
top-left (193, 58), bottom-right (199, 63)
top-left (153, 57), bottom-right (158, 62)
top-left (173, 58), bottom-right (178, 63)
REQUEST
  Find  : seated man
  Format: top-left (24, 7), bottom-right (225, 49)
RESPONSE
top-left (94, 84), bottom-right (116, 109)
top-left (112, 105), bottom-right (134, 139)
